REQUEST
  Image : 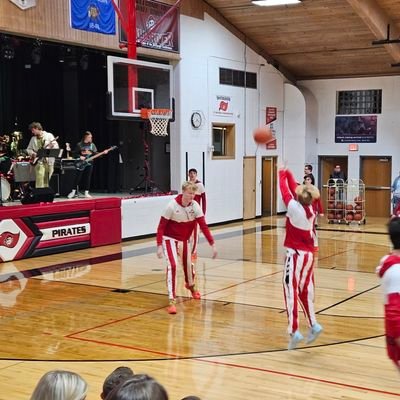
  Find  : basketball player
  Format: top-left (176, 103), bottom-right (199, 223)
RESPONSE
top-left (279, 166), bottom-right (323, 350)
top-left (26, 122), bottom-right (59, 188)
top-left (376, 216), bottom-right (400, 371)
top-left (188, 168), bottom-right (206, 260)
top-left (156, 181), bottom-right (217, 314)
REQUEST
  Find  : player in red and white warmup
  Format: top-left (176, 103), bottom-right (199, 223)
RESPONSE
top-left (376, 216), bottom-right (400, 371)
top-left (279, 166), bottom-right (323, 350)
top-left (156, 181), bottom-right (217, 314)
top-left (188, 168), bottom-right (207, 260)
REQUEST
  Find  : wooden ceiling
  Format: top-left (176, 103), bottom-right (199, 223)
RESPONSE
top-left (203, 0), bottom-right (400, 82)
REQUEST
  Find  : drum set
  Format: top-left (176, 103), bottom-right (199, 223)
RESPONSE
top-left (0, 131), bottom-right (33, 203)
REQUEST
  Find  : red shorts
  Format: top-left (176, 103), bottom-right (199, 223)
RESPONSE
top-left (384, 293), bottom-right (400, 366)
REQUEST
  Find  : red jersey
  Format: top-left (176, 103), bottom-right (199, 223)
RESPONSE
top-left (156, 194), bottom-right (214, 246)
top-left (279, 169), bottom-right (315, 252)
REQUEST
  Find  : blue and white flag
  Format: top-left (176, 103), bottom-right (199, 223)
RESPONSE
top-left (70, 0), bottom-right (116, 35)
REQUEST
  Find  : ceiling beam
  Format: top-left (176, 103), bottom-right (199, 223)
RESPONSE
top-left (346, 0), bottom-right (400, 63)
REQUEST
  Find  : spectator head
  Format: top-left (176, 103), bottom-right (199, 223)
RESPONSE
top-left (181, 397), bottom-right (201, 400)
top-left (105, 374), bottom-right (168, 400)
top-left (304, 164), bottom-right (313, 174)
top-left (334, 165), bottom-right (341, 172)
top-left (388, 217), bottom-right (400, 249)
top-left (30, 370), bottom-right (87, 400)
top-left (303, 175), bottom-right (313, 186)
top-left (101, 367), bottom-right (134, 399)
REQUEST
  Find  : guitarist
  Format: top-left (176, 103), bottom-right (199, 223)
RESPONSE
top-left (26, 122), bottom-right (59, 188)
top-left (68, 131), bottom-right (107, 199)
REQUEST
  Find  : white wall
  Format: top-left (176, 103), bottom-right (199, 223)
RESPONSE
top-left (174, 13), bottom-right (289, 223)
top-left (299, 76), bottom-right (400, 182)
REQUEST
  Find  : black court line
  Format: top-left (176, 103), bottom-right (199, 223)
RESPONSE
top-left (0, 334), bottom-right (385, 362)
top-left (317, 284), bottom-right (381, 314)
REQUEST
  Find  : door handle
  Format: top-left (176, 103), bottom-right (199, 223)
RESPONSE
top-left (365, 186), bottom-right (390, 190)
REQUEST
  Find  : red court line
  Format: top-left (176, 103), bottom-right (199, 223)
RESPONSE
top-left (196, 358), bottom-right (400, 397)
top-left (66, 303), bottom-right (179, 337)
top-left (67, 270), bottom-right (283, 337)
top-left (67, 335), bottom-right (179, 358)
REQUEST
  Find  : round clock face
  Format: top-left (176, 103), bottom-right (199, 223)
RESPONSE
top-left (191, 112), bottom-right (202, 128)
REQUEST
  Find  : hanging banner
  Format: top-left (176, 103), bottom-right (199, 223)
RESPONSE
top-left (265, 106), bottom-right (277, 150)
top-left (335, 115), bottom-right (377, 143)
top-left (70, 0), bottom-right (116, 35)
top-left (119, 0), bottom-right (179, 53)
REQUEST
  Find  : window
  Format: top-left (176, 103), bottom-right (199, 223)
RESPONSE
top-left (219, 68), bottom-right (257, 89)
top-left (212, 124), bottom-right (235, 159)
top-left (337, 89), bottom-right (382, 115)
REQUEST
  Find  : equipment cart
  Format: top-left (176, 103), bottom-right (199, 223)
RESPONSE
top-left (344, 179), bottom-right (366, 224)
top-left (326, 178), bottom-right (346, 224)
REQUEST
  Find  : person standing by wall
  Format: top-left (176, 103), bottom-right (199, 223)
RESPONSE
top-left (26, 122), bottom-right (59, 188)
top-left (156, 181), bottom-right (217, 314)
top-left (279, 166), bottom-right (323, 350)
top-left (304, 164), bottom-right (315, 185)
top-left (330, 164), bottom-right (346, 181)
top-left (391, 172), bottom-right (400, 215)
top-left (188, 168), bottom-right (206, 260)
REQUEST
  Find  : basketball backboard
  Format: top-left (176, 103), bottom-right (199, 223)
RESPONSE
top-left (107, 55), bottom-right (173, 119)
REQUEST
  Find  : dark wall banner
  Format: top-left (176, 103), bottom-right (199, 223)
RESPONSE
top-left (119, 0), bottom-right (179, 52)
top-left (335, 115), bottom-right (377, 143)
top-left (71, 0), bottom-right (116, 35)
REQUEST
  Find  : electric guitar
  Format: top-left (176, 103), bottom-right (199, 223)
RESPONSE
top-left (30, 136), bottom-right (59, 166)
top-left (75, 145), bottom-right (117, 171)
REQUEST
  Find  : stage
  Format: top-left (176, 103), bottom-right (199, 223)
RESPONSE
top-left (0, 191), bottom-right (175, 262)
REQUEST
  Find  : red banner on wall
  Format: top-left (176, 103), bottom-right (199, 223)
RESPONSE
top-left (266, 106), bottom-right (277, 150)
top-left (119, 0), bottom-right (179, 53)
top-left (266, 106), bottom-right (277, 124)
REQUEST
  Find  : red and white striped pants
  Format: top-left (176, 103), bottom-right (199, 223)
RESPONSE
top-left (191, 221), bottom-right (200, 255)
top-left (283, 248), bottom-right (317, 334)
top-left (162, 236), bottom-right (196, 300)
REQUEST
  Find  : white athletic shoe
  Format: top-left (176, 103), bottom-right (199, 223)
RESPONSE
top-left (306, 323), bottom-right (323, 344)
top-left (288, 330), bottom-right (304, 350)
top-left (84, 191), bottom-right (92, 198)
top-left (67, 189), bottom-right (76, 199)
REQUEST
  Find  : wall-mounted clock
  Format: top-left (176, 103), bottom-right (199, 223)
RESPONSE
top-left (191, 112), bottom-right (202, 128)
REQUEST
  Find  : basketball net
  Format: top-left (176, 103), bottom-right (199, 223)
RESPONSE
top-left (140, 108), bottom-right (172, 136)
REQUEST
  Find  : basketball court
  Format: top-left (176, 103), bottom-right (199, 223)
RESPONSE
top-left (0, 216), bottom-right (399, 399)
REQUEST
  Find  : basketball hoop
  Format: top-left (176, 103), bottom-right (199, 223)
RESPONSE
top-left (140, 108), bottom-right (172, 136)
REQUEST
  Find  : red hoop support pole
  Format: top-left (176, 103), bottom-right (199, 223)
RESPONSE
top-left (111, 0), bottom-right (138, 111)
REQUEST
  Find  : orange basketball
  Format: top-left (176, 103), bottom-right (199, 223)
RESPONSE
top-left (253, 127), bottom-right (273, 144)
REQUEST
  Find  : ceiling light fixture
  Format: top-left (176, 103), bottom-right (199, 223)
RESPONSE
top-left (252, 0), bottom-right (301, 6)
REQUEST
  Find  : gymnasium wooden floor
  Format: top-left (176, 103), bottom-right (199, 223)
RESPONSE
top-left (1, 215), bottom-right (399, 399)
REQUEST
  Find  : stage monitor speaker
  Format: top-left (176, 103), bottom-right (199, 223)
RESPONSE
top-left (59, 169), bottom-right (77, 197)
top-left (21, 187), bottom-right (55, 204)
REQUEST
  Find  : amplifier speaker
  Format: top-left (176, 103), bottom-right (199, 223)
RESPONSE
top-left (21, 187), bottom-right (55, 204)
top-left (49, 173), bottom-right (60, 196)
top-left (59, 169), bottom-right (77, 197)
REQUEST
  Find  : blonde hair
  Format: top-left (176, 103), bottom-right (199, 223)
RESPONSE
top-left (30, 370), bottom-right (87, 400)
top-left (295, 184), bottom-right (320, 205)
top-left (182, 181), bottom-right (198, 192)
